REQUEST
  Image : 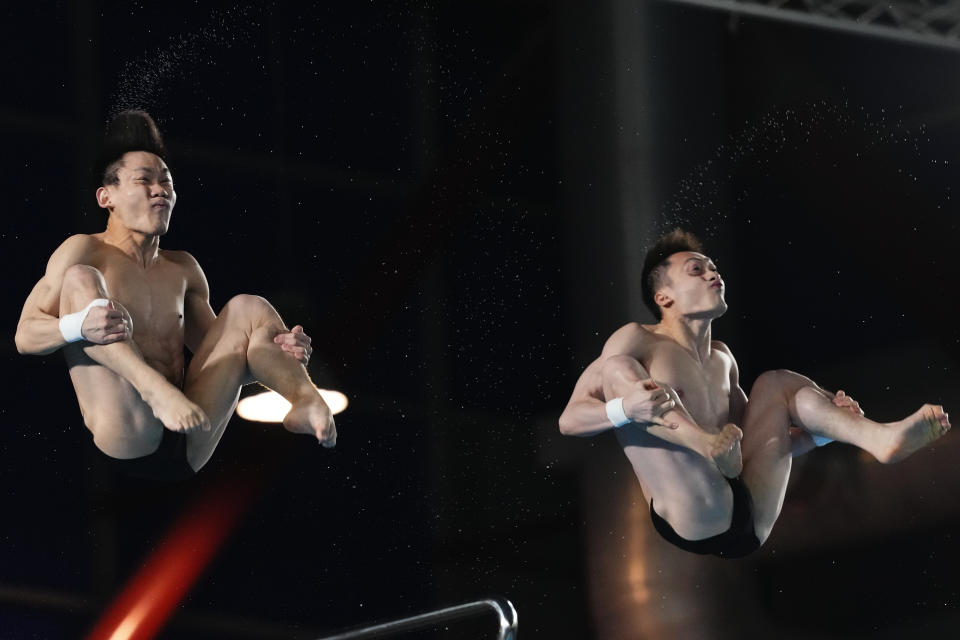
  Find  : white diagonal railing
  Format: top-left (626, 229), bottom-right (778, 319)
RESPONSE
top-left (315, 598), bottom-right (518, 640)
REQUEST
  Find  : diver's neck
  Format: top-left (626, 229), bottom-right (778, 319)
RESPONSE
top-left (102, 219), bottom-right (161, 268)
top-left (659, 315), bottom-right (713, 364)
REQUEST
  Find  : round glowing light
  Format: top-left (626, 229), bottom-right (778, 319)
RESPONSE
top-left (236, 389), bottom-right (348, 423)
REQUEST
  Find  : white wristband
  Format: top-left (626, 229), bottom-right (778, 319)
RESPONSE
top-left (59, 298), bottom-right (109, 343)
top-left (605, 397), bottom-right (631, 428)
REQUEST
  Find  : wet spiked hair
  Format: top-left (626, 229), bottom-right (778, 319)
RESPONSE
top-left (640, 228), bottom-right (705, 320)
top-left (97, 110), bottom-right (168, 186)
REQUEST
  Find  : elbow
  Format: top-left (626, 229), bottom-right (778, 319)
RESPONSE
top-left (14, 332), bottom-right (27, 355)
top-left (558, 414), bottom-right (574, 436)
top-left (14, 330), bottom-right (40, 356)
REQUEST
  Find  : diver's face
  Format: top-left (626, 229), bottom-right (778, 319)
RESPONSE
top-left (97, 151), bottom-right (176, 236)
top-left (657, 251), bottom-right (727, 320)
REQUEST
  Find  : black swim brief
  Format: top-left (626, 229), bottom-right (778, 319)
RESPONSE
top-left (90, 427), bottom-right (195, 482)
top-left (649, 475), bottom-right (761, 559)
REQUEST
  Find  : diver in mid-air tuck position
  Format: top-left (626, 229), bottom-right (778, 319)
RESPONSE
top-left (16, 110), bottom-right (336, 479)
top-left (559, 229), bottom-right (950, 557)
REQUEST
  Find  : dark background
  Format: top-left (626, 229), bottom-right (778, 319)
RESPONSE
top-left (2, 2), bottom-right (960, 638)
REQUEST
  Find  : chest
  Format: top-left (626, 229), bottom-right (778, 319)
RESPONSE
top-left (94, 254), bottom-right (186, 336)
top-left (645, 345), bottom-right (732, 428)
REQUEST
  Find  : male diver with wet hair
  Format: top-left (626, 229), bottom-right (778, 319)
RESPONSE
top-left (559, 229), bottom-right (950, 557)
top-left (16, 111), bottom-right (336, 479)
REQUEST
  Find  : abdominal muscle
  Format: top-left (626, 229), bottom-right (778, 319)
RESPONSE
top-left (138, 334), bottom-right (186, 388)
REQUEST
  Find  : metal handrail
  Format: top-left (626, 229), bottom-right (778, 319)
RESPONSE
top-left (314, 597), bottom-right (518, 640)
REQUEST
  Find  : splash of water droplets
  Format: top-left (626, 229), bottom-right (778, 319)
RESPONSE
top-left (107, 3), bottom-right (270, 119)
top-left (647, 99), bottom-right (946, 251)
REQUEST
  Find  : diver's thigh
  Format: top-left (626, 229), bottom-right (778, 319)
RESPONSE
top-left (65, 346), bottom-right (163, 458)
top-left (739, 395), bottom-right (794, 544)
top-left (617, 427), bottom-right (734, 539)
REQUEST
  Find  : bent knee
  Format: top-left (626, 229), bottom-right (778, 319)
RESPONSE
top-left (60, 264), bottom-right (109, 312)
top-left (600, 355), bottom-right (637, 396)
top-left (221, 294), bottom-right (283, 334)
top-left (223, 293), bottom-right (274, 320)
top-left (750, 369), bottom-right (796, 395)
top-left (62, 264), bottom-right (106, 292)
top-left (223, 293), bottom-right (272, 316)
top-left (600, 354), bottom-right (640, 380)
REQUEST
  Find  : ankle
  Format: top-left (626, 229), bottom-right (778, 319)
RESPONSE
top-left (290, 385), bottom-right (321, 405)
top-left (698, 431), bottom-right (719, 458)
top-left (138, 374), bottom-right (178, 405)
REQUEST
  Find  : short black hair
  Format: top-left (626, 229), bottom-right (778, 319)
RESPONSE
top-left (640, 229), bottom-right (705, 319)
top-left (97, 110), bottom-right (168, 186)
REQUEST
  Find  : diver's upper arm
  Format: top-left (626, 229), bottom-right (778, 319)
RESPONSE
top-left (714, 340), bottom-right (748, 417)
top-left (23, 235), bottom-right (99, 317)
top-left (566, 357), bottom-right (606, 404)
top-left (175, 251), bottom-right (215, 352)
top-left (600, 322), bottom-right (650, 359)
top-left (567, 323), bottom-right (652, 405)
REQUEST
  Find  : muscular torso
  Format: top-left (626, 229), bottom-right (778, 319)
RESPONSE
top-left (638, 328), bottom-right (735, 432)
top-left (610, 324), bottom-right (740, 537)
top-left (73, 237), bottom-right (190, 386)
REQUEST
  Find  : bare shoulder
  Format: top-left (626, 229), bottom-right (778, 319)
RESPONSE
top-left (602, 322), bottom-right (658, 358)
top-left (45, 234), bottom-right (103, 272)
top-left (161, 250), bottom-right (209, 291)
top-left (711, 340), bottom-right (739, 370)
top-left (711, 339), bottom-right (732, 356)
top-left (52, 233), bottom-right (101, 258)
top-left (160, 248), bottom-right (201, 269)
top-left (161, 249), bottom-right (205, 277)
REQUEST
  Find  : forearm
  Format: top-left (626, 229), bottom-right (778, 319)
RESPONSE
top-left (20, 299), bottom-right (177, 402)
top-left (15, 314), bottom-right (68, 356)
top-left (558, 400), bottom-right (617, 437)
top-left (559, 386), bottom-right (704, 438)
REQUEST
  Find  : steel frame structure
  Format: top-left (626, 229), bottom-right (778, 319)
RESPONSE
top-left (658, 0), bottom-right (960, 50)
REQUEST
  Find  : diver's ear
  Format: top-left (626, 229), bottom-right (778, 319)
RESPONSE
top-left (654, 290), bottom-right (673, 312)
top-left (95, 186), bottom-right (111, 210)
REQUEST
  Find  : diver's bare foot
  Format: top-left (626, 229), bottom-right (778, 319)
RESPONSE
top-left (881, 404), bottom-right (951, 463)
top-left (711, 423), bottom-right (744, 478)
top-left (283, 394), bottom-right (337, 447)
top-left (147, 385), bottom-right (210, 433)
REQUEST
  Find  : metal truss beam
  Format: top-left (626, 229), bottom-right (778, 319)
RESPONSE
top-left (658, 0), bottom-right (960, 50)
